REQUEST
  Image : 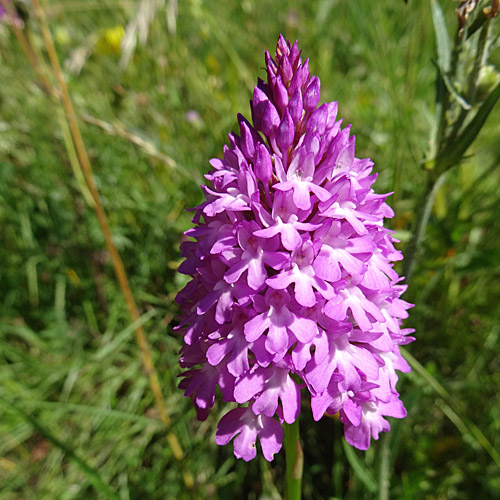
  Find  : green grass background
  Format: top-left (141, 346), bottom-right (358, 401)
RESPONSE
top-left (1, 0), bottom-right (500, 499)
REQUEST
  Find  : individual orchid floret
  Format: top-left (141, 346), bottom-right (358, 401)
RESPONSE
top-left (176, 34), bottom-right (414, 462)
top-left (216, 406), bottom-right (284, 462)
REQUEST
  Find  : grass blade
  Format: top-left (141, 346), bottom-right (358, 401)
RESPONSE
top-left (401, 347), bottom-right (500, 470)
top-left (94, 308), bottom-right (158, 361)
top-left (11, 400), bottom-right (165, 426)
top-left (0, 395), bottom-right (122, 500)
top-left (342, 438), bottom-right (378, 494)
top-left (430, 0), bottom-right (450, 73)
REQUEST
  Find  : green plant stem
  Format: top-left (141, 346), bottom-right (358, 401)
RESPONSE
top-left (284, 420), bottom-right (303, 500)
top-left (386, 170), bottom-right (446, 498)
top-left (379, 432), bottom-right (391, 500)
top-left (402, 171), bottom-right (447, 283)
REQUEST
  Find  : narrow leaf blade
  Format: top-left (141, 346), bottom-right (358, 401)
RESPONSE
top-left (446, 81), bottom-right (500, 165)
top-left (431, 0), bottom-right (451, 72)
top-left (342, 439), bottom-right (378, 493)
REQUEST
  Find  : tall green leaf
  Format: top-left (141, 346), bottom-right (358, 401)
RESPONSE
top-left (443, 80), bottom-right (500, 166)
top-left (431, 0), bottom-right (451, 73)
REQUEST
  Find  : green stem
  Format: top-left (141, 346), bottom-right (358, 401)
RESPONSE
top-left (382, 171), bottom-right (445, 496)
top-left (284, 419), bottom-right (303, 500)
top-left (379, 432), bottom-right (392, 500)
top-left (402, 171), bottom-right (447, 283)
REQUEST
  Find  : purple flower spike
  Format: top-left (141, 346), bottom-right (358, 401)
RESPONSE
top-left (176, 36), bottom-right (414, 461)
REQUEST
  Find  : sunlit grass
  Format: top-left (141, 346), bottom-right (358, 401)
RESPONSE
top-left (0, 1), bottom-right (499, 499)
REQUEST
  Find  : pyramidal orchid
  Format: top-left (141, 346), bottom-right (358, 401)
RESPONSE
top-left (176, 35), bottom-right (414, 462)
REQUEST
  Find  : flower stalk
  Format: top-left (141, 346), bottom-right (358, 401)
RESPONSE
top-left (0, 0), bottom-right (55, 97)
top-left (284, 420), bottom-right (303, 500)
top-left (402, 172), bottom-right (447, 282)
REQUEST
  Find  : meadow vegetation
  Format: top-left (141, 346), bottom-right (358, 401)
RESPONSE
top-left (1, 0), bottom-right (499, 499)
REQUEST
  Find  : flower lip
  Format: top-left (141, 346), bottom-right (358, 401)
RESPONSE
top-left (292, 240), bottom-right (315, 267)
top-left (265, 288), bottom-right (291, 309)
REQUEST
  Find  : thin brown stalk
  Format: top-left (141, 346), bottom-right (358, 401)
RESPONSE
top-left (45, 1), bottom-right (135, 17)
top-left (30, 0), bottom-right (193, 489)
top-left (0, 0), bottom-right (55, 97)
top-left (80, 113), bottom-right (178, 169)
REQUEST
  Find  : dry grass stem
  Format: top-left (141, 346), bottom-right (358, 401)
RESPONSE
top-left (30, 0), bottom-right (193, 489)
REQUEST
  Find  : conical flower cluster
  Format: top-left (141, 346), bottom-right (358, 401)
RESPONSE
top-left (176, 35), bottom-right (414, 461)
